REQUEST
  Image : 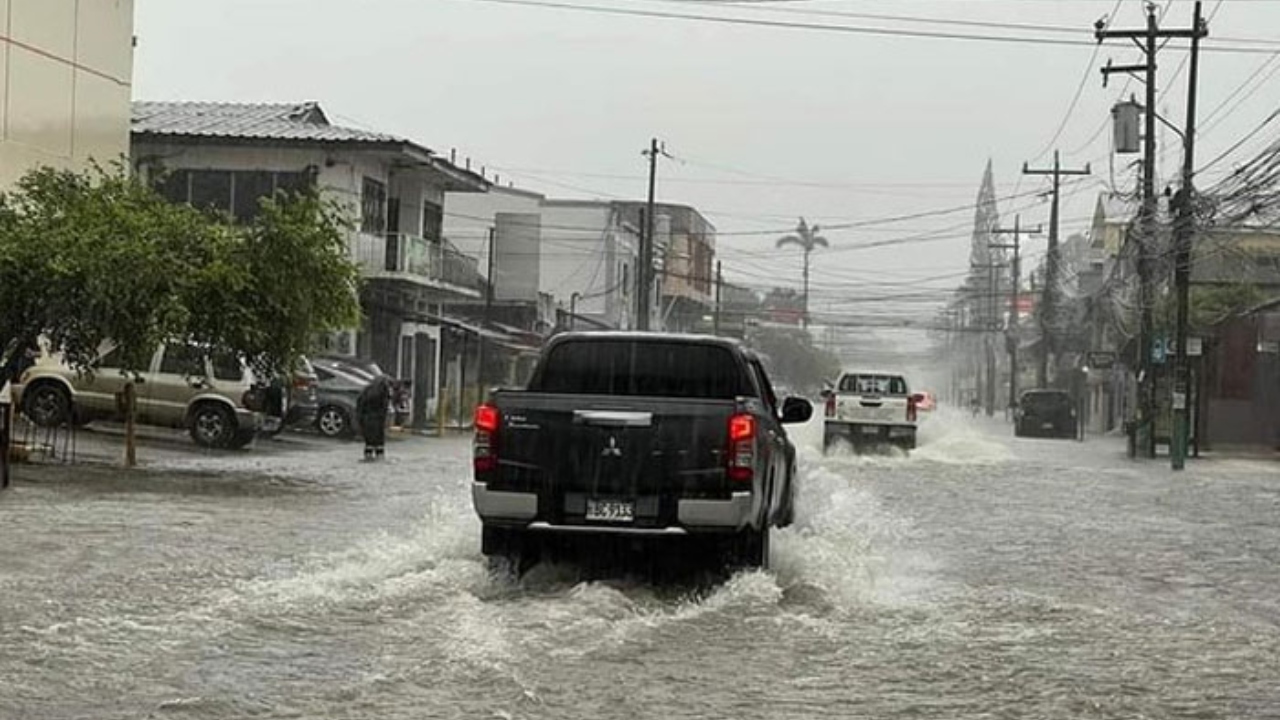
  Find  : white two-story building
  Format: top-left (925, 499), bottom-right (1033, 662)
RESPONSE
top-left (131, 100), bottom-right (489, 426)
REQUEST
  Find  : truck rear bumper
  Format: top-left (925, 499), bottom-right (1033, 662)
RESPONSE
top-left (471, 483), bottom-right (752, 531)
top-left (824, 420), bottom-right (917, 448)
top-left (472, 482), bottom-right (539, 520)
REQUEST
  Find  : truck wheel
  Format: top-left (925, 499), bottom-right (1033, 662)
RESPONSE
top-left (776, 472), bottom-right (797, 528)
top-left (734, 525), bottom-right (770, 570)
top-left (482, 526), bottom-right (539, 576)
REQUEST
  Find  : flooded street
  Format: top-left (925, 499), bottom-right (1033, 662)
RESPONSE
top-left (3, 415), bottom-right (1280, 719)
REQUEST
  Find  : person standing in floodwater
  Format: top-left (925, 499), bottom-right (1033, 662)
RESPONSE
top-left (356, 373), bottom-right (392, 460)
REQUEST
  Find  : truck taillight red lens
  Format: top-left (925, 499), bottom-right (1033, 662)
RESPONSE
top-left (825, 394), bottom-right (836, 417)
top-left (907, 397), bottom-right (918, 423)
top-left (729, 413), bottom-right (755, 442)
top-left (474, 404), bottom-right (499, 473)
top-left (727, 412), bottom-right (755, 482)
top-left (475, 404), bottom-right (499, 433)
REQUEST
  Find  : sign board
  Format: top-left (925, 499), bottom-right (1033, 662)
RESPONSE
top-left (1259, 341), bottom-right (1280, 355)
top-left (1087, 351), bottom-right (1117, 370)
top-left (1187, 337), bottom-right (1203, 357)
top-left (1152, 337), bottom-right (1167, 365)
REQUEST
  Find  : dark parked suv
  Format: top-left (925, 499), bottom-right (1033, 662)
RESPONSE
top-left (1014, 389), bottom-right (1078, 439)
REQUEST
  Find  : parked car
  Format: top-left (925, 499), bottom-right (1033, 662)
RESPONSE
top-left (309, 358), bottom-right (372, 438)
top-left (14, 341), bottom-right (266, 448)
top-left (314, 354), bottom-right (384, 382)
top-left (280, 357), bottom-right (320, 432)
top-left (1014, 389), bottom-right (1078, 439)
top-left (472, 332), bottom-right (812, 572)
top-left (823, 370), bottom-right (923, 452)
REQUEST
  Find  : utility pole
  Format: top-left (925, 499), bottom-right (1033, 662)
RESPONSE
top-left (1172, 1), bottom-right (1208, 470)
top-left (637, 138), bottom-right (663, 332)
top-left (1023, 152), bottom-right (1090, 388)
top-left (713, 260), bottom-right (723, 336)
top-left (1097, 3), bottom-right (1205, 459)
top-left (992, 216), bottom-right (1043, 411)
top-left (477, 226), bottom-right (495, 400)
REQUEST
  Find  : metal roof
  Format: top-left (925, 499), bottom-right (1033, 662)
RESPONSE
top-left (132, 101), bottom-right (408, 146)
top-left (132, 101), bottom-right (490, 191)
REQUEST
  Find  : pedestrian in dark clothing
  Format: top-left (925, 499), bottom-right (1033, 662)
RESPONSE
top-left (357, 374), bottom-right (392, 460)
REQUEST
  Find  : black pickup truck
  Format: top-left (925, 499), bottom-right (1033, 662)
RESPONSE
top-left (471, 332), bottom-right (813, 570)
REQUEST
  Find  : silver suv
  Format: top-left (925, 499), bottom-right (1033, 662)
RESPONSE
top-left (14, 342), bottom-right (265, 449)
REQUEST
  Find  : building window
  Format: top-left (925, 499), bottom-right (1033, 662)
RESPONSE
top-left (362, 177), bottom-right (388, 234)
top-left (232, 171), bottom-right (274, 223)
top-left (423, 201), bottom-right (443, 242)
top-left (155, 168), bottom-right (315, 223)
top-left (190, 170), bottom-right (233, 214)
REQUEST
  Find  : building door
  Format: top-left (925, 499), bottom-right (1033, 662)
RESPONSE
top-left (414, 333), bottom-right (437, 429)
top-left (385, 197), bottom-right (401, 271)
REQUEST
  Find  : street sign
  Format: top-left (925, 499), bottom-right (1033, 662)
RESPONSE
top-left (1087, 351), bottom-right (1117, 369)
top-left (1187, 337), bottom-right (1203, 357)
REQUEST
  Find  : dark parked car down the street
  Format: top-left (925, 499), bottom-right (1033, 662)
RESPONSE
top-left (1014, 389), bottom-right (1078, 439)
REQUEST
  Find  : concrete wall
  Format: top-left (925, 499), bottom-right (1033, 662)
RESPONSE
top-left (541, 202), bottom-right (638, 329)
top-left (1, 0), bottom-right (134, 190)
top-left (444, 186), bottom-right (545, 280)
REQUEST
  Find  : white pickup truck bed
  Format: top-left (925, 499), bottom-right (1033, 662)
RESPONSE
top-left (823, 371), bottom-right (918, 452)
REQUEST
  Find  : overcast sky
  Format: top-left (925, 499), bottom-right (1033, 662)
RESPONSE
top-left (133, 0), bottom-right (1280, 331)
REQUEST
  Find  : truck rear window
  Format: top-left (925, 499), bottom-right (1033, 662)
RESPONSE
top-left (531, 339), bottom-right (751, 399)
top-left (839, 374), bottom-right (908, 396)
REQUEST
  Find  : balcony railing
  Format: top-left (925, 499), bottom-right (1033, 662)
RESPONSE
top-left (355, 233), bottom-right (484, 294)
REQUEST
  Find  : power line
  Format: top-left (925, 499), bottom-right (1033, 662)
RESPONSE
top-left (458, 0), bottom-right (1280, 53)
top-left (1026, 0), bottom-right (1123, 163)
top-left (1198, 108), bottom-right (1280, 175)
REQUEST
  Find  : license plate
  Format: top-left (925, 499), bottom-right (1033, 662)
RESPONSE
top-left (860, 425), bottom-right (882, 435)
top-left (586, 499), bottom-right (634, 522)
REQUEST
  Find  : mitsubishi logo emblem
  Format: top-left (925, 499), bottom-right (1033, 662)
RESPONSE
top-left (602, 436), bottom-right (623, 457)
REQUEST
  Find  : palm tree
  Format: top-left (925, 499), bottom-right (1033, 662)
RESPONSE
top-left (776, 218), bottom-right (829, 329)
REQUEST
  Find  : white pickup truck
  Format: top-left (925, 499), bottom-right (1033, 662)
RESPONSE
top-left (822, 371), bottom-right (922, 452)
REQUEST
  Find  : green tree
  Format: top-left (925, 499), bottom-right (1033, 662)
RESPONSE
top-left (775, 218), bottom-right (829, 329)
top-left (0, 166), bottom-right (361, 463)
top-left (180, 188), bottom-right (362, 376)
top-left (0, 166), bottom-right (214, 383)
top-left (1154, 283), bottom-right (1268, 335)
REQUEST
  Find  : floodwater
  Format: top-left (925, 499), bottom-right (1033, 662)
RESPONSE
top-left (3, 411), bottom-right (1279, 719)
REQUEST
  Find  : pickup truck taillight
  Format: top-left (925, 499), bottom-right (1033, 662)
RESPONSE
top-left (727, 412), bottom-right (755, 483)
top-left (474, 403), bottom-right (500, 473)
top-left (907, 396), bottom-right (919, 423)
top-left (825, 394), bottom-right (836, 418)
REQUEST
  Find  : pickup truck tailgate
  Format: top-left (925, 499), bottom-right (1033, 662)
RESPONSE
top-left (836, 394), bottom-right (909, 424)
top-left (489, 392), bottom-right (738, 525)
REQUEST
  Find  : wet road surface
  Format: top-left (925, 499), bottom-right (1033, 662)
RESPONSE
top-left (2, 413), bottom-right (1279, 719)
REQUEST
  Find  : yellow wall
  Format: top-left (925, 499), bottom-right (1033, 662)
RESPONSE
top-left (0, 0), bottom-right (134, 190)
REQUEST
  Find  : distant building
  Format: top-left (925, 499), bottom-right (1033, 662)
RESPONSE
top-left (614, 202), bottom-right (717, 332)
top-left (131, 100), bottom-right (488, 426)
top-left (1, 0), bottom-right (135, 189)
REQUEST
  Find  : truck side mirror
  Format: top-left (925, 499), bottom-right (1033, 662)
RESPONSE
top-left (781, 397), bottom-right (813, 424)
